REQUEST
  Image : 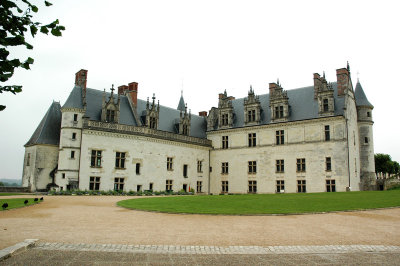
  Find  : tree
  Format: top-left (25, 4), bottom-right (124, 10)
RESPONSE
top-left (0, 181), bottom-right (4, 186)
top-left (0, 0), bottom-right (65, 111)
top-left (375, 153), bottom-right (399, 177)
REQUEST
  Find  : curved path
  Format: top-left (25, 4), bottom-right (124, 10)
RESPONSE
top-left (1, 195), bottom-right (400, 249)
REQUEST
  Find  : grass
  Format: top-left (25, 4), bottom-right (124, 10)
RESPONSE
top-left (117, 190), bottom-right (400, 215)
top-left (0, 192), bottom-right (27, 196)
top-left (0, 198), bottom-right (39, 211)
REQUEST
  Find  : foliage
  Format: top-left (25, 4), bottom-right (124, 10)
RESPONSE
top-left (0, 0), bottom-right (65, 110)
top-left (117, 190), bottom-right (400, 215)
top-left (47, 189), bottom-right (195, 196)
top-left (0, 181), bottom-right (4, 186)
top-left (375, 153), bottom-right (400, 177)
top-left (0, 198), bottom-right (38, 210)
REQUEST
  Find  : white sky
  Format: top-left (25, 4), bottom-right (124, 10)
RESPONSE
top-left (1, 0), bottom-right (399, 180)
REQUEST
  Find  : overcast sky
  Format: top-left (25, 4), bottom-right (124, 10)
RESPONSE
top-left (1, 0), bottom-right (399, 180)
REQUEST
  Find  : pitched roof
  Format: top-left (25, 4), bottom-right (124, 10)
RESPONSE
top-left (177, 93), bottom-right (185, 112)
top-left (354, 81), bottom-right (373, 108)
top-left (25, 101), bottom-right (62, 147)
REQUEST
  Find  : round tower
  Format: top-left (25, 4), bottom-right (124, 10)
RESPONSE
top-left (355, 81), bottom-right (375, 190)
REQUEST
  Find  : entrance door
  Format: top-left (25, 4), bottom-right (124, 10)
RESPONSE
top-left (183, 184), bottom-right (187, 192)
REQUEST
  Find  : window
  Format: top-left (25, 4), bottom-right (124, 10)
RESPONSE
top-left (209, 167), bottom-right (212, 172)
top-left (137, 185), bottom-right (142, 192)
top-left (367, 111), bottom-right (371, 118)
top-left (276, 130), bottom-right (284, 145)
top-left (276, 180), bottom-right (285, 193)
top-left (326, 179), bottom-right (336, 192)
top-left (323, 99), bottom-right (329, 112)
top-left (364, 137), bottom-right (369, 144)
top-left (167, 157), bottom-right (173, 171)
top-left (248, 161), bottom-right (257, 174)
top-left (326, 157), bottom-right (332, 171)
top-left (62, 173), bottom-right (65, 179)
top-left (221, 162), bottom-right (229, 174)
top-left (275, 106), bottom-right (284, 118)
top-left (72, 132), bottom-right (77, 140)
top-left (115, 152), bottom-right (126, 169)
top-left (89, 177), bottom-right (100, 191)
top-left (183, 164), bottom-right (188, 178)
top-left (297, 180), bottom-right (306, 193)
top-left (149, 183), bottom-right (153, 191)
top-left (136, 163), bottom-right (140, 175)
top-left (27, 153), bottom-right (30, 166)
top-left (106, 109), bottom-right (115, 122)
top-left (182, 124), bottom-right (188, 135)
top-left (197, 181), bottom-right (202, 193)
top-left (276, 159), bottom-right (284, 173)
top-left (221, 114), bottom-right (228, 126)
top-left (91, 150), bottom-right (102, 167)
top-left (71, 150), bottom-right (75, 159)
top-left (149, 117), bottom-right (157, 129)
top-left (197, 160), bottom-right (203, 173)
top-left (248, 133), bottom-right (256, 147)
top-left (114, 178), bottom-right (124, 191)
top-left (222, 136), bottom-right (229, 149)
top-left (325, 125), bottom-right (330, 141)
top-left (296, 158), bottom-right (306, 172)
top-left (247, 110), bottom-right (256, 122)
top-left (166, 180), bottom-right (173, 191)
top-left (222, 181), bottom-right (228, 193)
top-left (73, 114), bottom-right (78, 122)
top-left (248, 180), bottom-right (257, 193)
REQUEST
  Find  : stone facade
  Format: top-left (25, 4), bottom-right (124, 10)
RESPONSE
top-left (23, 64), bottom-right (376, 193)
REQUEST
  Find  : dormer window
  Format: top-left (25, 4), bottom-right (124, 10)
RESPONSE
top-left (269, 82), bottom-right (289, 122)
top-left (145, 94), bottom-right (160, 130)
top-left (149, 117), bottom-right (157, 129)
top-left (106, 109), bottom-right (115, 122)
top-left (183, 124), bottom-right (188, 135)
top-left (275, 106), bottom-right (284, 119)
top-left (244, 87), bottom-right (261, 125)
top-left (221, 114), bottom-right (229, 126)
top-left (247, 110), bottom-right (256, 122)
top-left (101, 85), bottom-right (120, 123)
top-left (323, 99), bottom-right (329, 112)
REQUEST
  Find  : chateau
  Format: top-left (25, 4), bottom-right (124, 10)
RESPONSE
top-left (22, 64), bottom-right (376, 193)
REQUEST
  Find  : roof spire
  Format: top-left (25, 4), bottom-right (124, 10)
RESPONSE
top-left (347, 61), bottom-right (350, 72)
top-left (323, 71), bottom-right (326, 79)
top-left (177, 90), bottom-right (185, 112)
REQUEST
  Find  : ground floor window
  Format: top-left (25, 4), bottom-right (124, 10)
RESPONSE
top-left (166, 180), bottom-right (173, 191)
top-left (149, 183), bottom-right (153, 191)
top-left (197, 181), bottom-right (202, 193)
top-left (222, 181), bottom-right (228, 193)
top-left (114, 178), bottom-right (124, 191)
top-left (276, 180), bottom-right (285, 193)
top-left (297, 180), bottom-right (306, 193)
top-left (326, 179), bottom-right (336, 192)
top-left (137, 184), bottom-right (142, 192)
top-left (89, 177), bottom-right (100, 191)
top-left (248, 180), bottom-right (257, 193)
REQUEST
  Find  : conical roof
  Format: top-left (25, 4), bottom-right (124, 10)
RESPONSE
top-left (355, 81), bottom-right (373, 108)
top-left (25, 101), bottom-right (62, 147)
top-left (177, 92), bottom-right (185, 112)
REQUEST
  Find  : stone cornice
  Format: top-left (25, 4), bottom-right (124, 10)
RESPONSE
top-left (61, 107), bottom-right (85, 113)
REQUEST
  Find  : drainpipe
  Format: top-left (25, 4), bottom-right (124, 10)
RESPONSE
top-left (208, 148), bottom-right (211, 194)
top-left (346, 117), bottom-right (351, 189)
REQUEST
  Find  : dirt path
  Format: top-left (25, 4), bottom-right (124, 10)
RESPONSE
top-left (1, 195), bottom-right (400, 249)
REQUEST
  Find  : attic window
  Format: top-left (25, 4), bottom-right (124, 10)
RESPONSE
top-left (106, 109), bottom-right (115, 122)
top-left (275, 106), bottom-right (284, 119)
top-left (149, 117), bottom-right (157, 129)
top-left (323, 99), bottom-right (329, 112)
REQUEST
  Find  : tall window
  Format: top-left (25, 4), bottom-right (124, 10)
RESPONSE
top-left (323, 99), bottom-right (329, 112)
top-left (248, 110), bottom-right (256, 122)
top-left (222, 136), bottom-right (229, 149)
top-left (297, 180), bottom-right (306, 193)
top-left (183, 164), bottom-right (188, 178)
top-left (276, 159), bottom-right (284, 173)
top-left (364, 137), bottom-right (369, 144)
top-left (276, 130), bottom-right (284, 145)
top-left (296, 158), bottom-right (306, 172)
top-left (276, 180), bottom-right (285, 193)
top-left (248, 180), bottom-right (257, 193)
top-left (221, 114), bottom-right (228, 126)
top-left (149, 117), bottom-right (157, 129)
top-left (91, 150), bottom-right (102, 167)
top-left (71, 150), bottom-right (75, 159)
top-left (115, 152), bottom-right (126, 168)
top-left (167, 157), bottom-right (173, 171)
top-left (197, 160), bottom-right (203, 173)
top-left (182, 124), bottom-right (188, 135)
top-left (72, 132), bottom-right (76, 140)
top-left (221, 162), bottom-right (229, 174)
top-left (248, 133), bottom-right (256, 147)
top-left (136, 163), bottom-right (140, 175)
top-left (197, 181), bottom-right (202, 193)
top-left (149, 183), bottom-right (153, 191)
top-left (73, 114), bottom-right (78, 122)
top-left (325, 125), bottom-right (330, 141)
top-left (275, 106), bottom-right (284, 118)
top-left (326, 157), bottom-right (332, 171)
top-left (326, 179), bottom-right (336, 192)
top-left (166, 180), bottom-right (173, 191)
top-left (106, 109), bottom-right (115, 122)
top-left (27, 153), bottom-right (31, 166)
top-left (89, 177), bottom-right (100, 191)
top-left (248, 161), bottom-right (257, 174)
top-left (114, 178), bottom-right (124, 191)
top-left (222, 181), bottom-right (229, 193)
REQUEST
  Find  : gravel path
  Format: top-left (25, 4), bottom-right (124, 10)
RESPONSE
top-left (1, 195), bottom-right (400, 249)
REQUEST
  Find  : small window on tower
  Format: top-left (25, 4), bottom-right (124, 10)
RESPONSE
top-left (365, 137), bottom-right (369, 144)
top-left (367, 112), bottom-right (371, 118)
top-left (73, 114), bottom-right (78, 122)
top-left (72, 133), bottom-right (77, 140)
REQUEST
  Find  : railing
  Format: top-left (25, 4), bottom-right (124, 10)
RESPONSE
top-left (84, 120), bottom-right (211, 147)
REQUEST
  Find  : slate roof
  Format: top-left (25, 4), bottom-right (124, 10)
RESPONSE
top-left (177, 94), bottom-right (185, 112)
top-left (25, 101), bottom-right (62, 147)
top-left (354, 81), bottom-right (373, 108)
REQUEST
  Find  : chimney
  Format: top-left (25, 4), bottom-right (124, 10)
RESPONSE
top-left (227, 96), bottom-right (235, 101)
top-left (336, 67), bottom-right (350, 96)
top-left (118, 85), bottom-right (128, 95)
top-left (75, 69), bottom-right (88, 89)
top-left (269, 82), bottom-right (278, 94)
top-left (313, 73), bottom-right (321, 99)
top-left (198, 111), bottom-right (207, 117)
top-left (218, 93), bottom-right (225, 99)
top-left (128, 82), bottom-right (138, 106)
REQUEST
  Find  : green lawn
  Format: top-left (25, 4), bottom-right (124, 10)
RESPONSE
top-left (117, 190), bottom-right (400, 215)
top-left (0, 193), bottom-right (27, 196)
top-left (0, 198), bottom-right (40, 211)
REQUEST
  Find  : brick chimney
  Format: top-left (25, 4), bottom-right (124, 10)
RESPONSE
top-left (313, 73), bottom-right (321, 99)
top-left (118, 85), bottom-right (128, 95)
top-left (269, 82), bottom-right (278, 94)
top-left (198, 111), bottom-right (207, 117)
top-left (128, 82), bottom-right (138, 106)
top-left (336, 67), bottom-right (350, 96)
top-left (75, 69), bottom-right (88, 89)
top-left (218, 93), bottom-right (225, 99)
